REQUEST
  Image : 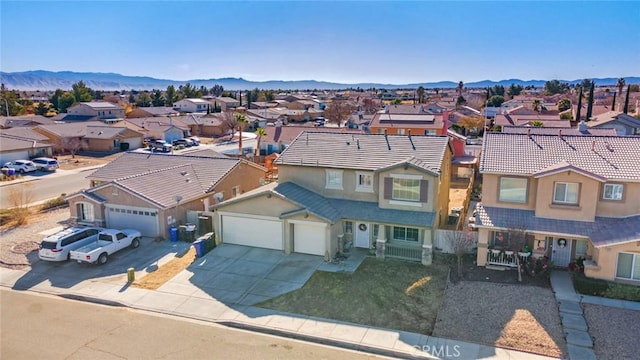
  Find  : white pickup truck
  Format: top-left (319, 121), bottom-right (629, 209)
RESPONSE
top-left (70, 229), bottom-right (141, 265)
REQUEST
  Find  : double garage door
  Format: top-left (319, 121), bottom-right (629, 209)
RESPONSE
top-left (106, 206), bottom-right (159, 238)
top-left (220, 215), bottom-right (327, 256)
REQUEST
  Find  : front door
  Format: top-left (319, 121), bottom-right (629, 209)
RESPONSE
top-left (355, 223), bottom-right (370, 248)
top-left (551, 237), bottom-right (572, 267)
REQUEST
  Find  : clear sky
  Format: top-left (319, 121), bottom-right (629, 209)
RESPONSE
top-left (1, 1), bottom-right (638, 84)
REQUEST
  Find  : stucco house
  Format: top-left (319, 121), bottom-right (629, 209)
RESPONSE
top-left (369, 105), bottom-right (448, 136)
top-left (123, 117), bottom-right (190, 143)
top-left (0, 129), bottom-right (53, 163)
top-left (84, 126), bottom-right (144, 152)
top-left (66, 152), bottom-right (267, 238)
top-left (63, 102), bottom-right (125, 123)
top-left (172, 98), bottom-right (212, 113)
top-left (210, 97), bottom-right (240, 111)
top-left (259, 123), bottom-right (364, 155)
top-left (0, 115), bottom-right (54, 129)
top-left (212, 132), bottom-right (452, 265)
top-left (587, 111), bottom-right (640, 136)
top-left (127, 106), bottom-right (179, 118)
top-left (474, 132), bottom-right (640, 283)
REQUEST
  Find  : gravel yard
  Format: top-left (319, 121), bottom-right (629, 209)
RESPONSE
top-left (433, 281), bottom-right (566, 358)
top-left (0, 208), bottom-right (71, 269)
top-left (583, 303), bottom-right (640, 360)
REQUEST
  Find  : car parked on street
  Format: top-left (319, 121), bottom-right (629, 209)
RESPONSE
top-left (3, 160), bottom-right (37, 174)
top-left (38, 227), bottom-right (103, 262)
top-left (32, 157), bottom-right (60, 172)
top-left (148, 140), bottom-right (173, 152)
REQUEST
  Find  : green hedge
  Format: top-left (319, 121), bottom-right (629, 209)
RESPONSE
top-left (573, 273), bottom-right (640, 302)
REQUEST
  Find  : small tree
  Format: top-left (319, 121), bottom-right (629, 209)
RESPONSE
top-left (557, 98), bottom-right (571, 112)
top-left (7, 182), bottom-right (34, 226)
top-left (323, 100), bottom-right (354, 127)
top-left (233, 113), bottom-right (248, 153)
top-left (531, 120), bottom-right (544, 127)
top-left (458, 115), bottom-right (484, 135)
top-left (57, 137), bottom-right (87, 158)
top-left (506, 225), bottom-right (528, 282)
top-left (448, 229), bottom-right (476, 278)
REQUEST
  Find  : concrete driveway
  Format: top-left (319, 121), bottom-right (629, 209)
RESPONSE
top-left (159, 244), bottom-right (325, 306)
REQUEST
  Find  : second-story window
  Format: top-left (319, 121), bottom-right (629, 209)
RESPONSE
top-left (603, 183), bottom-right (624, 201)
top-left (499, 177), bottom-right (528, 203)
top-left (393, 178), bottom-right (420, 201)
top-left (356, 172), bottom-right (373, 192)
top-left (326, 170), bottom-right (343, 190)
top-left (554, 182), bottom-right (579, 205)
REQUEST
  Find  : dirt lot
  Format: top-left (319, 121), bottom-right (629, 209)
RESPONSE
top-left (583, 304), bottom-right (640, 360)
top-left (433, 281), bottom-right (566, 358)
top-left (132, 247), bottom-right (196, 290)
top-left (56, 152), bottom-right (123, 170)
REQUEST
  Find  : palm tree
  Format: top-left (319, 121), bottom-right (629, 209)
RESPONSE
top-left (457, 81), bottom-right (464, 97)
top-left (254, 127), bottom-right (267, 156)
top-left (233, 113), bottom-right (248, 154)
top-left (416, 86), bottom-right (425, 104)
top-left (532, 99), bottom-right (542, 112)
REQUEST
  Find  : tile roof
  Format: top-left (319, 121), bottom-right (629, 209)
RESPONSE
top-left (84, 126), bottom-right (140, 139)
top-left (480, 133), bottom-right (640, 181)
top-left (0, 134), bottom-right (52, 152)
top-left (501, 126), bottom-right (617, 136)
top-left (134, 107), bottom-right (179, 116)
top-left (265, 125), bottom-right (363, 144)
top-left (275, 132), bottom-right (449, 174)
top-left (87, 152), bottom-right (244, 193)
top-left (494, 113), bottom-right (569, 128)
top-left (475, 205), bottom-right (640, 247)
top-left (124, 117), bottom-right (190, 131)
top-left (34, 121), bottom-right (104, 137)
top-left (587, 111), bottom-right (640, 128)
top-left (0, 127), bottom-right (50, 141)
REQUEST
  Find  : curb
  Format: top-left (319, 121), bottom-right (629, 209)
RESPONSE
top-left (58, 293), bottom-right (127, 307)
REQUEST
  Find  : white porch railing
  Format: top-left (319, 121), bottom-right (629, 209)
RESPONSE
top-left (385, 243), bottom-right (422, 262)
top-left (487, 249), bottom-right (531, 268)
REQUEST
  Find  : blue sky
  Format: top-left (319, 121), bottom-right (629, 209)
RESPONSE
top-left (1, 1), bottom-right (638, 84)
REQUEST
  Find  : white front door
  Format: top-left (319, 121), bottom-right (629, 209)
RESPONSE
top-left (551, 237), bottom-right (572, 267)
top-left (355, 222), bottom-right (370, 248)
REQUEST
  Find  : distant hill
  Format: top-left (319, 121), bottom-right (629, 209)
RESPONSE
top-left (0, 70), bottom-right (637, 91)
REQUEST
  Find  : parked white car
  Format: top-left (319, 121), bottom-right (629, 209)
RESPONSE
top-left (39, 227), bottom-right (102, 262)
top-left (3, 160), bottom-right (37, 174)
top-left (32, 157), bottom-right (59, 172)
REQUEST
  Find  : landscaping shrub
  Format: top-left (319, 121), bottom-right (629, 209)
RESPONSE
top-left (41, 196), bottom-right (68, 211)
top-left (573, 273), bottom-right (609, 296)
top-left (603, 283), bottom-right (640, 302)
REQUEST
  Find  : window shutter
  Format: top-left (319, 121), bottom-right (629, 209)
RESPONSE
top-left (384, 177), bottom-right (392, 199)
top-left (420, 180), bottom-right (429, 202)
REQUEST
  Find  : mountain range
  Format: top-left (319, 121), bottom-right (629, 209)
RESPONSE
top-left (1, 70), bottom-right (638, 91)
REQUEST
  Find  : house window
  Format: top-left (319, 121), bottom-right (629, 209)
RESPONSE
top-left (326, 170), bottom-right (343, 190)
top-left (397, 129), bottom-right (405, 135)
top-left (603, 184), bottom-right (623, 201)
top-left (424, 130), bottom-right (436, 136)
top-left (76, 203), bottom-right (94, 222)
top-left (490, 231), bottom-right (509, 247)
top-left (575, 240), bottom-right (588, 259)
top-left (392, 178), bottom-right (420, 202)
top-left (232, 186), bottom-right (240, 198)
top-left (372, 224), bottom-right (379, 239)
top-left (356, 172), bottom-right (373, 192)
top-left (616, 252), bottom-right (640, 281)
top-left (554, 182), bottom-right (579, 204)
top-left (112, 188), bottom-right (118, 196)
top-left (344, 221), bottom-right (353, 234)
top-left (392, 226), bottom-right (419, 242)
top-left (499, 177), bottom-right (528, 203)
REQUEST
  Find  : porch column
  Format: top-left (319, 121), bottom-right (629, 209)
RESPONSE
top-left (422, 244), bottom-right (433, 266)
top-left (376, 225), bottom-right (386, 260)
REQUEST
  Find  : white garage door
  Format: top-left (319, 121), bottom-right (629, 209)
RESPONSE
top-left (293, 222), bottom-right (326, 256)
top-left (123, 137), bottom-right (142, 150)
top-left (221, 215), bottom-right (283, 250)
top-left (106, 206), bottom-right (159, 237)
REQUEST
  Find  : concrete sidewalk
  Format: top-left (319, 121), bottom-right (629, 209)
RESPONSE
top-left (0, 256), bottom-right (557, 360)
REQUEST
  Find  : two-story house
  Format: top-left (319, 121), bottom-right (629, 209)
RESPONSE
top-left (172, 98), bottom-right (212, 113)
top-left (474, 133), bottom-right (640, 283)
top-left (63, 102), bottom-right (125, 123)
top-left (212, 132), bottom-right (452, 265)
top-left (369, 105), bottom-right (448, 136)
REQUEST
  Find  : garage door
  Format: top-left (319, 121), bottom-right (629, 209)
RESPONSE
top-left (221, 215), bottom-right (283, 250)
top-left (106, 206), bottom-right (159, 237)
top-left (123, 137), bottom-right (142, 150)
top-left (293, 222), bottom-right (326, 256)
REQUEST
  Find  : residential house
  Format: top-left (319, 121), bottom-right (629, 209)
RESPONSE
top-left (587, 111), bottom-right (640, 136)
top-left (212, 132), bottom-right (452, 265)
top-left (124, 117), bottom-right (190, 142)
top-left (172, 98), bottom-right (212, 113)
top-left (176, 113), bottom-right (228, 137)
top-left (67, 152), bottom-right (267, 238)
top-left (33, 121), bottom-right (103, 153)
top-left (0, 129), bottom-right (53, 163)
top-left (84, 126), bottom-right (144, 152)
top-left (259, 124), bottom-right (364, 155)
top-left (572, 103), bottom-right (615, 122)
top-left (210, 97), bottom-right (240, 111)
top-left (501, 124), bottom-right (617, 136)
top-left (0, 115), bottom-right (54, 129)
top-left (61, 102), bottom-right (125, 123)
top-left (127, 106), bottom-right (179, 118)
top-left (474, 133), bottom-right (640, 283)
top-left (493, 108), bottom-right (569, 128)
top-left (369, 105), bottom-right (447, 136)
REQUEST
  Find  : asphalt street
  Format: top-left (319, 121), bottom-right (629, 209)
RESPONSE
top-left (0, 288), bottom-right (383, 360)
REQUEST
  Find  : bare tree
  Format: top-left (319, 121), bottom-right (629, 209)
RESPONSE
top-left (221, 111), bottom-right (238, 140)
top-left (7, 182), bottom-right (34, 226)
top-left (506, 224), bottom-right (528, 282)
top-left (448, 229), bottom-right (476, 278)
top-left (56, 137), bottom-right (87, 158)
top-left (323, 100), bottom-right (354, 127)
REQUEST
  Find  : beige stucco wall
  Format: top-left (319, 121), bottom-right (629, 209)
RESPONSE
top-left (482, 174), bottom-right (537, 210)
top-left (595, 182), bottom-right (640, 217)
top-left (534, 172), bottom-right (599, 221)
top-left (93, 186), bottom-right (156, 208)
top-left (86, 138), bottom-right (115, 152)
top-left (67, 194), bottom-right (105, 227)
top-left (212, 162), bottom-right (266, 201)
top-left (586, 241), bottom-right (640, 282)
top-left (435, 148), bottom-right (452, 228)
top-left (277, 165), bottom-right (378, 202)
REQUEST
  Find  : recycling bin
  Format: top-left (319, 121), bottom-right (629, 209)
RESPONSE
top-left (169, 227), bottom-right (178, 242)
top-left (193, 239), bottom-right (206, 258)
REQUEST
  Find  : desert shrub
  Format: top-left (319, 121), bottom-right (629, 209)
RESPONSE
top-left (41, 196), bottom-right (68, 210)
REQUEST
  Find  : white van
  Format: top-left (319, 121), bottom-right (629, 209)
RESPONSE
top-left (38, 227), bottom-right (102, 262)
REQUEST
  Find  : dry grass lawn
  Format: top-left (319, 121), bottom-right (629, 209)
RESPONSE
top-left (433, 281), bottom-right (566, 358)
top-left (258, 258), bottom-right (449, 334)
top-left (131, 247), bottom-right (196, 290)
top-left (57, 153), bottom-right (123, 170)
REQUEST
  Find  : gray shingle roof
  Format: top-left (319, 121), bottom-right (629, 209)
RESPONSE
top-left (35, 121), bottom-right (104, 137)
top-left (273, 182), bottom-right (436, 227)
top-left (87, 152), bottom-right (241, 192)
top-left (275, 132), bottom-right (449, 174)
top-left (0, 127), bottom-right (49, 141)
top-left (0, 135), bottom-right (51, 152)
top-left (475, 205), bottom-right (640, 247)
top-left (480, 133), bottom-right (640, 181)
top-left (84, 126), bottom-right (129, 139)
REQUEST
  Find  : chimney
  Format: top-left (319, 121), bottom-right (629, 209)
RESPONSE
top-left (442, 110), bottom-right (449, 134)
top-left (579, 120), bottom-right (587, 133)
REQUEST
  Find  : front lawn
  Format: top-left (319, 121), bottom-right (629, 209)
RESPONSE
top-left (573, 273), bottom-right (640, 302)
top-left (257, 257), bottom-right (449, 334)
